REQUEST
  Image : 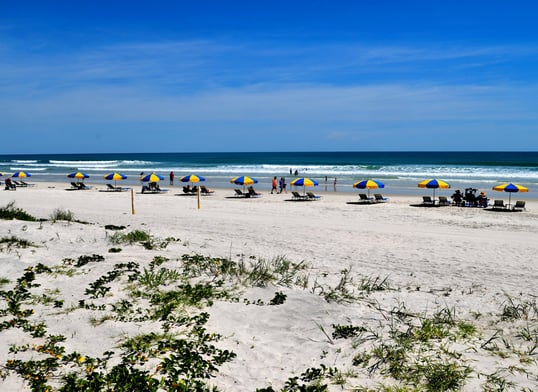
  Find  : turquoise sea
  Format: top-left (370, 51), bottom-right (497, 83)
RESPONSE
top-left (1, 152), bottom-right (537, 195)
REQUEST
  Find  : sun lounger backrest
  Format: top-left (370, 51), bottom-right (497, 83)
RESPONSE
top-left (513, 201), bottom-right (526, 210)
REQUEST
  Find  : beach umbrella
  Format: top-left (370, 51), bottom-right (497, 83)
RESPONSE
top-left (353, 179), bottom-right (385, 198)
top-left (12, 171), bottom-right (31, 178)
top-left (492, 183), bottom-right (528, 208)
top-left (230, 175), bottom-right (258, 192)
top-left (104, 172), bottom-right (128, 187)
top-left (230, 176), bottom-right (258, 185)
top-left (140, 172), bottom-right (164, 182)
top-left (67, 171), bottom-right (90, 181)
top-left (290, 177), bottom-right (319, 195)
top-left (179, 174), bottom-right (205, 185)
top-left (417, 178), bottom-right (450, 200)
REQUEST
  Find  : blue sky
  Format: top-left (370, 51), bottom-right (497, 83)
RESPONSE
top-left (1, 1), bottom-right (538, 153)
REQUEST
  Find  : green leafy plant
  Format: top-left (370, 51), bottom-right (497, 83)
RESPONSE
top-left (0, 201), bottom-right (38, 221)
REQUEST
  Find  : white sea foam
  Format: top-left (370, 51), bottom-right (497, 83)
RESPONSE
top-left (9, 167), bottom-right (47, 171)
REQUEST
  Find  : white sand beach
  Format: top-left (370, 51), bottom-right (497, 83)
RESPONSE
top-left (1, 183), bottom-right (537, 391)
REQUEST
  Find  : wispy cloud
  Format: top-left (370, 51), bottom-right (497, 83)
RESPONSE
top-left (1, 36), bottom-right (538, 152)
top-left (2, 38), bottom-right (537, 97)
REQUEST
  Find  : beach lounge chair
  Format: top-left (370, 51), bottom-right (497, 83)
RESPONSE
top-left (422, 196), bottom-right (435, 205)
top-left (13, 180), bottom-right (26, 187)
top-left (70, 182), bottom-right (81, 190)
top-left (358, 193), bottom-right (373, 203)
top-left (79, 183), bottom-right (92, 190)
top-left (492, 200), bottom-right (506, 210)
top-left (106, 183), bottom-right (122, 192)
top-left (20, 180), bottom-right (35, 187)
top-left (291, 191), bottom-right (308, 200)
top-left (200, 185), bottom-right (214, 195)
top-left (374, 194), bottom-right (388, 203)
top-left (512, 200), bottom-right (526, 211)
top-left (307, 192), bottom-right (321, 200)
top-left (438, 196), bottom-right (450, 206)
top-left (234, 189), bottom-right (247, 197)
top-left (247, 186), bottom-right (261, 198)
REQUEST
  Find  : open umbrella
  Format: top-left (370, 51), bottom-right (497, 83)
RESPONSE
top-left (67, 172), bottom-right (89, 181)
top-left (353, 179), bottom-right (385, 198)
top-left (104, 172), bottom-right (128, 187)
top-left (12, 171), bottom-right (31, 178)
top-left (140, 173), bottom-right (164, 183)
top-left (418, 179), bottom-right (450, 200)
top-left (492, 183), bottom-right (528, 208)
top-left (179, 174), bottom-right (205, 185)
top-left (231, 176), bottom-right (258, 191)
top-left (290, 177), bottom-right (318, 195)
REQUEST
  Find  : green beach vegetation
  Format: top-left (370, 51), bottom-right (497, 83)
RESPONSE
top-left (0, 221), bottom-right (537, 391)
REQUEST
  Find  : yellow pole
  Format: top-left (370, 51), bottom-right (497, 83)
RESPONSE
top-left (131, 188), bottom-right (135, 214)
top-left (197, 185), bottom-right (201, 209)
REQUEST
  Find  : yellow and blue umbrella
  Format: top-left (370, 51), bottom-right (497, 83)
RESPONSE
top-left (179, 174), bottom-right (205, 184)
top-left (67, 172), bottom-right (89, 181)
top-left (291, 177), bottom-right (319, 195)
top-left (140, 172), bottom-right (164, 182)
top-left (231, 175), bottom-right (258, 191)
top-left (230, 176), bottom-right (258, 185)
top-left (492, 183), bottom-right (528, 207)
top-left (12, 171), bottom-right (31, 178)
top-left (353, 179), bottom-right (385, 197)
top-left (104, 172), bottom-right (127, 186)
top-left (418, 178), bottom-right (450, 199)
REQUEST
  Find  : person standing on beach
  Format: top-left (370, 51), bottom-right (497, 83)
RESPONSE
top-left (271, 176), bottom-right (278, 194)
top-left (169, 171), bottom-right (175, 185)
top-left (333, 177), bottom-right (337, 192)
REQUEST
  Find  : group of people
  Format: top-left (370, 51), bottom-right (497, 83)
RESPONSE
top-left (271, 176), bottom-right (287, 194)
top-left (451, 188), bottom-right (488, 207)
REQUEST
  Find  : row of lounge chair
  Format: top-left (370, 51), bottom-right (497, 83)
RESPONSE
top-left (420, 196), bottom-right (526, 211)
top-left (421, 196), bottom-right (451, 206)
top-left (2, 179), bottom-right (34, 190)
top-left (491, 200), bottom-right (526, 211)
top-left (357, 193), bottom-right (388, 203)
top-left (103, 183), bottom-right (130, 192)
top-left (291, 191), bottom-right (321, 201)
top-left (183, 185), bottom-right (214, 195)
top-left (234, 187), bottom-right (261, 198)
top-left (70, 182), bottom-right (92, 190)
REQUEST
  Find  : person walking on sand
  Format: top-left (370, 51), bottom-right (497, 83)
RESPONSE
top-left (169, 171), bottom-right (175, 185)
top-left (271, 176), bottom-right (278, 194)
top-left (279, 177), bottom-right (287, 194)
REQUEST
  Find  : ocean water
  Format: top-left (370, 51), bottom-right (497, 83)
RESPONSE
top-left (1, 151), bottom-right (537, 195)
